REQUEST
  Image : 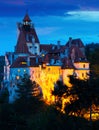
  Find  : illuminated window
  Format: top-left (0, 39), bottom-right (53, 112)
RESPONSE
top-left (16, 76), bottom-right (20, 80)
top-left (24, 69), bottom-right (26, 72)
top-left (42, 54), bottom-right (45, 57)
top-left (21, 62), bottom-right (27, 64)
top-left (42, 63), bottom-right (46, 68)
top-left (18, 69), bottom-right (20, 72)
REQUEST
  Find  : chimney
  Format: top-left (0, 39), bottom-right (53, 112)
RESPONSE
top-left (57, 40), bottom-right (60, 49)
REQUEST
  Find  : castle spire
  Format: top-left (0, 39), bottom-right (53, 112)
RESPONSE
top-left (23, 12), bottom-right (31, 23)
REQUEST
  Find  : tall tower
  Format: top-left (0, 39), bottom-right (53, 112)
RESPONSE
top-left (15, 13), bottom-right (40, 55)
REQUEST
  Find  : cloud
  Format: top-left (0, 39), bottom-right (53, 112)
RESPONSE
top-left (65, 11), bottom-right (99, 21)
top-left (1, 0), bottom-right (99, 17)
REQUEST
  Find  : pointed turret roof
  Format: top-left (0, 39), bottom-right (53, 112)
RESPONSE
top-left (23, 13), bottom-right (31, 22)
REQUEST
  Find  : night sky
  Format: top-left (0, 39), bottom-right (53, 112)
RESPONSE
top-left (0, 0), bottom-right (99, 55)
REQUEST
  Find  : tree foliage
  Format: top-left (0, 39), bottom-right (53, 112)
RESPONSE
top-left (65, 75), bottom-right (99, 119)
top-left (16, 74), bottom-right (43, 101)
top-left (52, 79), bottom-right (68, 109)
top-left (85, 43), bottom-right (99, 75)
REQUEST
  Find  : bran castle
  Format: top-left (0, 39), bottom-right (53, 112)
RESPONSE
top-left (4, 13), bottom-right (89, 103)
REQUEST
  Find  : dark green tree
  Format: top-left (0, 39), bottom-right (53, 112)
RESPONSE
top-left (2, 74), bottom-right (44, 129)
top-left (16, 74), bottom-right (43, 99)
top-left (14, 74), bottom-right (43, 113)
top-left (52, 79), bottom-right (68, 109)
top-left (85, 43), bottom-right (99, 75)
top-left (65, 74), bottom-right (99, 121)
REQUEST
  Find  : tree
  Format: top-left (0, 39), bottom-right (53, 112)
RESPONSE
top-left (52, 79), bottom-right (68, 109)
top-left (6, 74), bottom-right (44, 129)
top-left (13, 73), bottom-right (43, 117)
top-left (85, 43), bottom-right (99, 75)
top-left (16, 74), bottom-right (43, 100)
top-left (65, 74), bottom-right (99, 120)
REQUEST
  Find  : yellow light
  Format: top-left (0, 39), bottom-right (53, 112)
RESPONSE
top-left (30, 64), bottom-right (90, 117)
top-left (42, 54), bottom-right (45, 57)
top-left (21, 62), bottom-right (27, 64)
top-left (16, 76), bottom-right (20, 80)
top-left (18, 69), bottom-right (20, 72)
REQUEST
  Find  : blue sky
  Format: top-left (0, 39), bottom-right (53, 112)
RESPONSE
top-left (0, 0), bottom-right (99, 55)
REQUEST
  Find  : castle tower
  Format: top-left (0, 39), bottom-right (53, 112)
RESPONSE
top-left (15, 13), bottom-right (40, 55)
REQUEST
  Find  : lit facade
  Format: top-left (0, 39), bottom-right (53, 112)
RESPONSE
top-left (3, 13), bottom-right (89, 103)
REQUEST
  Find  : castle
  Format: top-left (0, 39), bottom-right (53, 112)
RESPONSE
top-left (4, 13), bottom-right (89, 103)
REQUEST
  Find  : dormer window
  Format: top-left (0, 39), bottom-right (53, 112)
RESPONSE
top-left (29, 46), bottom-right (32, 49)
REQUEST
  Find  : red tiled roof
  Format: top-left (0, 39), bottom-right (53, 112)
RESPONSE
top-left (40, 44), bottom-right (52, 52)
top-left (40, 44), bottom-right (66, 55)
top-left (43, 54), bottom-right (49, 63)
top-left (27, 28), bottom-right (40, 43)
top-left (15, 30), bottom-right (29, 53)
top-left (30, 57), bottom-right (42, 67)
top-left (69, 46), bottom-right (85, 60)
top-left (10, 57), bottom-right (28, 68)
top-left (23, 14), bottom-right (31, 22)
top-left (62, 57), bottom-right (74, 69)
top-left (66, 38), bottom-right (84, 48)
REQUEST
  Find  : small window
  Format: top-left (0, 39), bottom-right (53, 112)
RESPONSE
top-left (24, 69), bottom-right (26, 72)
top-left (82, 73), bottom-right (84, 77)
top-left (21, 62), bottom-right (27, 65)
top-left (48, 68), bottom-right (50, 71)
top-left (16, 76), bottom-right (20, 80)
top-left (18, 69), bottom-right (20, 72)
top-left (83, 64), bottom-right (85, 68)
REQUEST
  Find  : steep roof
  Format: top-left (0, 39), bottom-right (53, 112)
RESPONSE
top-left (62, 57), bottom-right (74, 69)
top-left (40, 44), bottom-right (52, 52)
top-left (10, 57), bottom-right (28, 68)
top-left (23, 13), bottom-right (31, 22)
top-left (30, 57), bottom-right (42, 67)
top-left (69, 46), bottom-right (87, 62)
top-left (66, 38), bottom-right (84, 48)
top-left (27, 28), bottom-right (40, 43)
top-left (15, 30), bottom-right (29, 53)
